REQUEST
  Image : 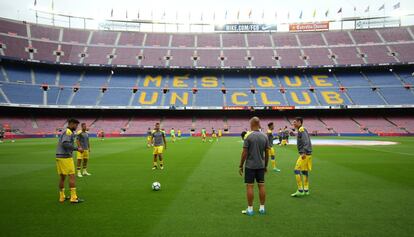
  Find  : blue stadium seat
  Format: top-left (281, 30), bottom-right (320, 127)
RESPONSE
top-left (285, 89), bottom-right (319, 106)
top-left (255, 89), bottom-right (286, 106)
top-left (100, 88), bottom-right (132, 106)
top-left (165, 89), bottom-right (193, 107)
top-left (108, 72), bottom-right (138, 87)
top-left (0, 85), bottom-right (6, 103)
top-left (55, 87), bottom-right (73, 105)
top-left (307, 74), bottom-right (339, 87)
top-left (34, 68), bottom-right (57, 85)
top-left (80, 71), bottom-right (109, 86)
top-left (0, 68), bottom-right (5, 82)
top-left (71, 88), bottom-right (100, 105)
top-left (5, 64), bottom-right (32, 83)
top-left (364, 72), bottom-right (403, 86)
top-left (0, 61), bottom-right (413, 108)
top-left (223, 73), bottom-right (251, 88)
top-left (346, 88), bottom-right (385, 105)
top-left (380, 87), bottom-right (414, 105)
top-left (194, 89), bottom-right (223, 107)
top-left (226, 89), bottom-right (255, 106)
top-left (2, 84), bottom-right (43, 104)
top-left (279, 74), bottom-right (311, 88)
top-left (315, 89), bottom-right (351, 106)
top-left (335, 72), bottom-right (370, 87)
top-left (59, 69), bottom-right (81, 86)
top-left (47, 86), bottom-right (61, 105)
top-left (133, 89), bottom-right (162, 106)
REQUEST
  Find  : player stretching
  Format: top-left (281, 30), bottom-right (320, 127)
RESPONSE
top-left (151, 123), bottom-right (167, 170)
top-left (55, 118), bottom-right (83, 203)
top-left (210, 128), bottom-right (218, 142)
top-left (76, 123), bottom-right (91, 178)
top-left (170, 128), bottom-right (176, 143)
top-left (201, 128), bottom-right (207, 142)
top-left (267, 122), bottom-right (280, 172)
top-left (239, 117), bottom-right (270, 216)
top-left (291, 117), bottom-right (313, 197)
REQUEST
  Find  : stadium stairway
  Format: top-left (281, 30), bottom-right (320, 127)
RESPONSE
top-left (384, 117), bottom-right (409, 134)
top-left (31, 117), bottom-right (38, 129)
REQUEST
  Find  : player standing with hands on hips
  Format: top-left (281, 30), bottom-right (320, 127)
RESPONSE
top-left (239, 117), bottom-right (270, 216)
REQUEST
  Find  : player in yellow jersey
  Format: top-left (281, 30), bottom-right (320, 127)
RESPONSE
top-left (177, 129), bottom-right (182, 140)
top-left (241, 130), bottom-right (252, 140)
top-left (170, 128), bottom-right (176, 143)
top-left (267, 122), bottom-right (280, 172)
top-left (76, 123), bottom-right (91, 177)
top-left (291, 117), bottom-right (313, 197)
top-left (210, 128), bottom-right (218, 142)
top-left (281, 126), bottom-right (289, 146)
top-left (218, 129), bottom-right (222, 141)
top-left (151, 123), bottom-right (167, 170)
top-left (55, 118), bottom-right (84, 203)
top-left (201, 128), bottom-right (207, 142)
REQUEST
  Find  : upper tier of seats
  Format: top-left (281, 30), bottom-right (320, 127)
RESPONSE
top-left (0, 18), bottom-right (413, 68)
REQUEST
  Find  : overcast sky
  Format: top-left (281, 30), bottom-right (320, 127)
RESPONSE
top-left (0, 0), bottom-right (412, 30)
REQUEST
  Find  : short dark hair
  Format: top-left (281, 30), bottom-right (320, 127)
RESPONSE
top-left (67, 118), bottom-right (80, 124)
top-left (241, 131), bottom-right (247, 140)
top-left (81, 123), bottom-right (86, 126)
top-left (155, 122), bottom-right (160, 125)
top-left (268, 122), bottom-right (274, 128)
top-left (294, 117), bottom-right (303, 124)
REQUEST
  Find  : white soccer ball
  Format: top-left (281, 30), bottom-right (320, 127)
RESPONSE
top-left (152, 182), bottom-right (161, 191)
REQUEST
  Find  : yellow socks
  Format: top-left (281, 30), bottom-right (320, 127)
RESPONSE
top-left (271, 159), bottom-right (276, 169)
top-left (295, 174), bottom-right (303, 191)
top-left (59, 188), bottom-right (65, 202)
top-left (303, 175), bottom-right (309, 191)
top-left (70, 188), bottom-right (78, 201)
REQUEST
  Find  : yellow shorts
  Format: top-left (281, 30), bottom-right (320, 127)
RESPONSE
top-left (153, 146), bottom-right (164, 155)
top-left (295, 155), bottom-right (312, 171)
top-left (281, 139), bottom-right (287, 145)
top-left (212, 134), bottom-right (217, 138)
top-left (56, 158), bottom-right (75, 175)
top-left (268, 147), bottom-right (275, 156)
top-left (202, 134), bottom-right (206, 138)
top-left (171, 135), bottom-right (176, 138)
top-left (76, 150), bottom-right (89, 160)
top-left (147, 136), bottom-right (151, 142)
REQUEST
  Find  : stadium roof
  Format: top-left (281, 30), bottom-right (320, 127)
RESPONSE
top-left (0, 0), bottom-right (413, 32)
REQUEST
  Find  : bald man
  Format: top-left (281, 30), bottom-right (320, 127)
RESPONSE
top-left (239, 117), bottom-right (270, 216)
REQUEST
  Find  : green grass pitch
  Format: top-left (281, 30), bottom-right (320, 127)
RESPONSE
top-left (0, 136), bottom-right (413, 237)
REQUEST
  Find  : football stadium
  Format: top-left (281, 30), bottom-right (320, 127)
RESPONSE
top-left (0, 0), bottom-right (413, 236)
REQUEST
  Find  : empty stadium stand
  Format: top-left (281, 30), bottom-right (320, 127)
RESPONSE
top-left (0, 18), bottom-right (413, 69)
top-left (0, 113), bottom-right (411, 136)
top-left (0, 62), bottom-right (413, 108)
